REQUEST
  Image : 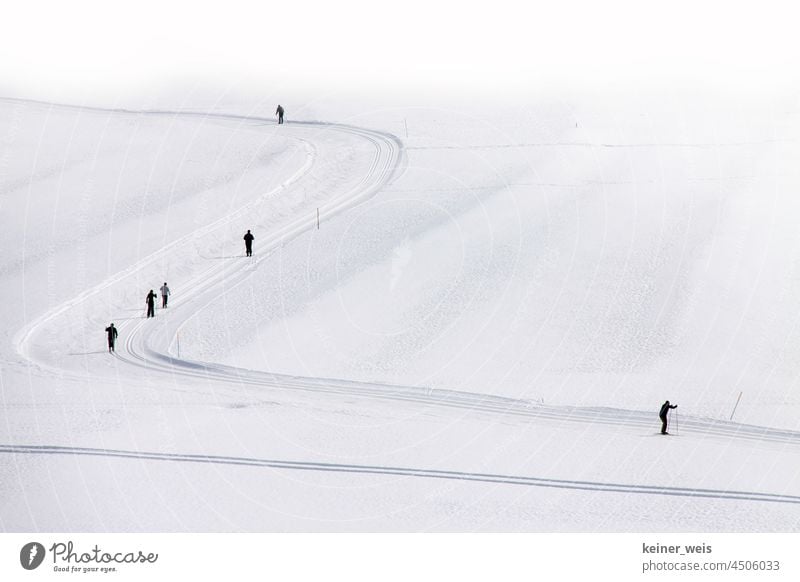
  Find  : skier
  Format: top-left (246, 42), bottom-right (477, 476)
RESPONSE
top-left (160, 282), bottom-right (171, 308)
top-left (244, 229), bottom-right (254, 257)
top-left (659, 400), bottom-right (678, 434)
top-left (146, 289), bottom-right (157, 318)
top-left (275, 104), bottom-right (284, 125)
top-left (105, 323), bottom-right (118, 352)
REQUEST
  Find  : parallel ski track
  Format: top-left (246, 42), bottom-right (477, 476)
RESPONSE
top-left (119, 338), bottom-right (800, 451)
top-left (2, 444), bottom-right (799, 505)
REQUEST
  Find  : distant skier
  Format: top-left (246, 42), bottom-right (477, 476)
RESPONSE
top-left (105, 323), bottom-right (118, 352)
top-left (244, 229), bottom-right (254, 257)
top-left (160, 282), bottom-right (171, 308)
top-left (275, 104), bottom-right (284, 125)
top-left (146, 289), bottom-right (157, 318)
top-left (659, 400), bottom-right (678, 434)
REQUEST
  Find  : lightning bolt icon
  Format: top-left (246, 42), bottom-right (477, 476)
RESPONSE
top-left (29, 545), bottom-right (38, 566)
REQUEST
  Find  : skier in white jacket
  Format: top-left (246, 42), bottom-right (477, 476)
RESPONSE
top-left (160, 282), bottom-right (171, 308)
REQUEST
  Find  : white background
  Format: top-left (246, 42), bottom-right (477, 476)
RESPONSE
top-left (1, 0), bottom-right (798, 100)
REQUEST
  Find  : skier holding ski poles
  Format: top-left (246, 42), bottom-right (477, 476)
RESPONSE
top-left (244, 229), bottom-right (254, 257)
top-left (160, 282), bottom-right (170, 308)
top-left (105, 323), bottom-right (118, 352)
top-left (659, 400), bottom-right (678, 435)
top-left (146, 289), bottom-right (157, 318)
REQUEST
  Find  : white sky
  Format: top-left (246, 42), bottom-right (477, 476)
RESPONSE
top-left (1, 0), bottom-right (799, 100)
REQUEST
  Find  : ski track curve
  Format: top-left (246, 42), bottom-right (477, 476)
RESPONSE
top-left (10, 99), bottom-right (800, 505)
top-left (13, 105), bottom-right (405, 370)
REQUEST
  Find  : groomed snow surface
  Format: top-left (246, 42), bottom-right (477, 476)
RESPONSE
top-left (2, 93), bottom-right (800, 531)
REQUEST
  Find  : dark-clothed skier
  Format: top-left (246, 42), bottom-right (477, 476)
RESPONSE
top-left (146, 289), bottom-right (157, 318)
top-left (105, 323), bottom-right (118, 352)
top-left (276, 104), bottom-right (284, 124)
top-left (659, 400), bottom-right (678, 434)
top-left (244, 230), bottom-right (254, 257)
top-left (160, 282), bottom-right (170, 308)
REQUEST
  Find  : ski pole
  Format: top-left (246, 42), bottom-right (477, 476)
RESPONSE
top-left (675, 410), bottom-right (679, 436)
top-left (730, 391), bottom-right (743, 421)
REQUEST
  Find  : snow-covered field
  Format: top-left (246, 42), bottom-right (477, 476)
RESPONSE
top-left (2, 91), bottom-right (800, 531)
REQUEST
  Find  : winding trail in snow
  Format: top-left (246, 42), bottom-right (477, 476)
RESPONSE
top-left (10, 100), bottom-right (800, 503)
top-left (13, 108), bottom-right (405, 374)
top-left (108, 112), bottom-right (800, 453)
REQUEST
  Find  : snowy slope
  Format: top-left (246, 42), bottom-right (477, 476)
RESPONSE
top-left (190, 99), bottom-right (800, 428)
top-left (2, 94), bottom-right (800, 532)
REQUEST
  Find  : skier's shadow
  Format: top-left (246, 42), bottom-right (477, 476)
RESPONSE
top-left (67, 351), bottom-right (106, 356)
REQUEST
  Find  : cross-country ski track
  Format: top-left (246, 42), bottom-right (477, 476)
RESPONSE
top-left (2, 443), bottom-right (799, 505)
